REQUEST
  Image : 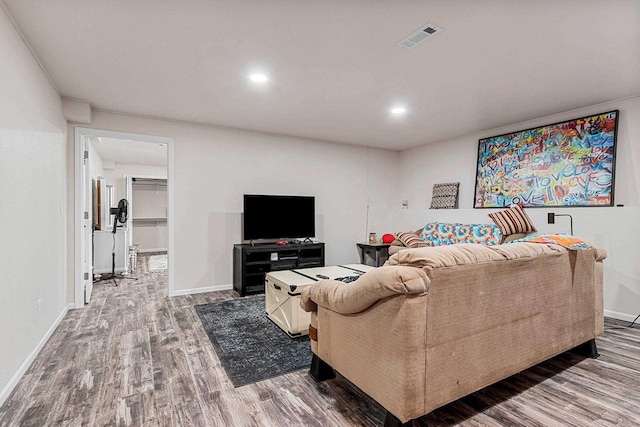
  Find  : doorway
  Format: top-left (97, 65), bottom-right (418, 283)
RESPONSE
top-left (74, 128), bottom-right (174, 308)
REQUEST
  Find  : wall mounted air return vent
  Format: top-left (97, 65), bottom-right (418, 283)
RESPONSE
top-left (397, 23), bottom-right (443, 49)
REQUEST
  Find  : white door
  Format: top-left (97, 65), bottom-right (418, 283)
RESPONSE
top-left (82, 137), bottom-right (93, 303)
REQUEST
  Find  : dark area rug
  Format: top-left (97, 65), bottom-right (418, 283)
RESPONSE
top-left (195, 296), bottom-right (312, 387)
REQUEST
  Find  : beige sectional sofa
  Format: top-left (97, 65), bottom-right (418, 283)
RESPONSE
top-left (300, 242), bottom-right (606, 426)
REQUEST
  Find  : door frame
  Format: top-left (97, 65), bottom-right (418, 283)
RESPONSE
top-left (81, 134), bottom-right (93, 303)
top-left (74, 127), bottom-right (175, 308)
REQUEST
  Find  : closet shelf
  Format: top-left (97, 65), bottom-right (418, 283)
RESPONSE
top-left (132, 178), bottom-right (167, 186)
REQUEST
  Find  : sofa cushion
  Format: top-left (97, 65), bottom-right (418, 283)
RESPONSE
top-left (502, 232), bottom-right (529, 243)
top-left (395, 231), bottom-right (428, 248)
top-left (388, 245), bottom-right (406, 256)
top-left (300, 266), bottom-right (429, 314)
top-left (488, 204), bottom-right (536, 236)
top-left (419, 222), bottom-right (502, 246)
top-left (386, 241), bottom-right (565, 270)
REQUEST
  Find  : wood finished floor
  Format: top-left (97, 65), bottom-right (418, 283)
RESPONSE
top-left (1, 255), bottom-right (639, 426)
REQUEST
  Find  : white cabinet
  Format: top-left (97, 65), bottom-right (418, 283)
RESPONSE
top-left (93, 228), bottom-right (128, 274)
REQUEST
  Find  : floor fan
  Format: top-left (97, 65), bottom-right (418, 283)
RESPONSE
top-left (108, 199), bottom-right (136, 286)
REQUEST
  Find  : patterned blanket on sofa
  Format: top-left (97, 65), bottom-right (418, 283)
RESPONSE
top-left (506, 233), bottom-right (590, 250)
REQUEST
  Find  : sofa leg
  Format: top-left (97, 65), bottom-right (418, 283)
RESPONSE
top-left (384, 411), bottom-right (414, 427)
top-left (309, 354), bottom-right (335, 382)
top-left (572, 339), bottom-right (600, 359)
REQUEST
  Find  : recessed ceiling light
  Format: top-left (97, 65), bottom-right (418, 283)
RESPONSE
top-left (391, 107), bottom-right (406, 114)
top-left (249, 74), bottom-right (269, 83)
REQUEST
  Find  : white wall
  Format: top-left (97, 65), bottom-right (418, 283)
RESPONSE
top-left (0, 7), bottom-right (67, 405)
top-left (102, 162), bottom-right (167, 202)
top-left (67, 111), bottom-right (399, 294)
top-left (397, 95), bottom-right (640, 320)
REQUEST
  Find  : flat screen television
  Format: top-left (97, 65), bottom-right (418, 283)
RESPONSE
top-left (243, 194), bottom-right (315, 241)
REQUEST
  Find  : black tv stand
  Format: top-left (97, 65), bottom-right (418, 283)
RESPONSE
top-left (233, 242), bottom-right (325, 296)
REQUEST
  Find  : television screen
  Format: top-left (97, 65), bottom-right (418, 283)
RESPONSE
top-left (243, 195), bottom-right (315, 240)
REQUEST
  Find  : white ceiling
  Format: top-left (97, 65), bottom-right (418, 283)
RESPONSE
top-left (91, 137), bottom-right (167, 166)
top-left (4, 0), bottom-right (640, 150)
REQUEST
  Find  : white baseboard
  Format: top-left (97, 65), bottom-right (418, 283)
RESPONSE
top-left (170, 284), bottom-right (233, 297)
top-left (0, 303), bottom-right (73, 407)
top-left (604, 309), bottom-right (640, 323)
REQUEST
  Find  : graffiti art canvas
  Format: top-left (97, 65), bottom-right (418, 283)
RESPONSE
top-left (474, 110), bottom-right (619, 208)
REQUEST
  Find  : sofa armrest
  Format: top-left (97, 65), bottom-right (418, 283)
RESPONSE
top-left (300, 265), bottom-right (429, 314)
top-left (592, 245), bottom-right (607, 262)
top-left (314, 294), bottom-right (428, 422)
top-left (592, 246), bottom-right (607, 336)
top-left (388, 245), bottom-right (408, 256)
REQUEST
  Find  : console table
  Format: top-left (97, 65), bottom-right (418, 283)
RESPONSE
top-left (233, 242), bottom-right (325, 296)
top-left (356, 242), bottom-right (391, 267)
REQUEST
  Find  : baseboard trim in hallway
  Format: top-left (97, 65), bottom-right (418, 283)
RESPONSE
top-left (0, 303), bottom-right (74, 407)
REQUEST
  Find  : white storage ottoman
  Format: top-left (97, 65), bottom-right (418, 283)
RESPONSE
top-left (265, 264), bottom-right (375, 337)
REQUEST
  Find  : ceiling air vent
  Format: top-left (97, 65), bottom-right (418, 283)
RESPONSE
top-left (397, 23), bottom-right (443, 49)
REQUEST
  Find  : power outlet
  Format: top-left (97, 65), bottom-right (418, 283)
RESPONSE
top-left (37, 298), bottom-right (42, 315)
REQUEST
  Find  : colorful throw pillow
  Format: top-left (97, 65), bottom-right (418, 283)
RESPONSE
top-left (507, 233), bottom-right (590, 250)
top-left (419, 222), bottom-right (502, 246)
top-left (395, 231), bottom-right (428, 248)
top-left (488, 204), bottom-right (536, 236)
